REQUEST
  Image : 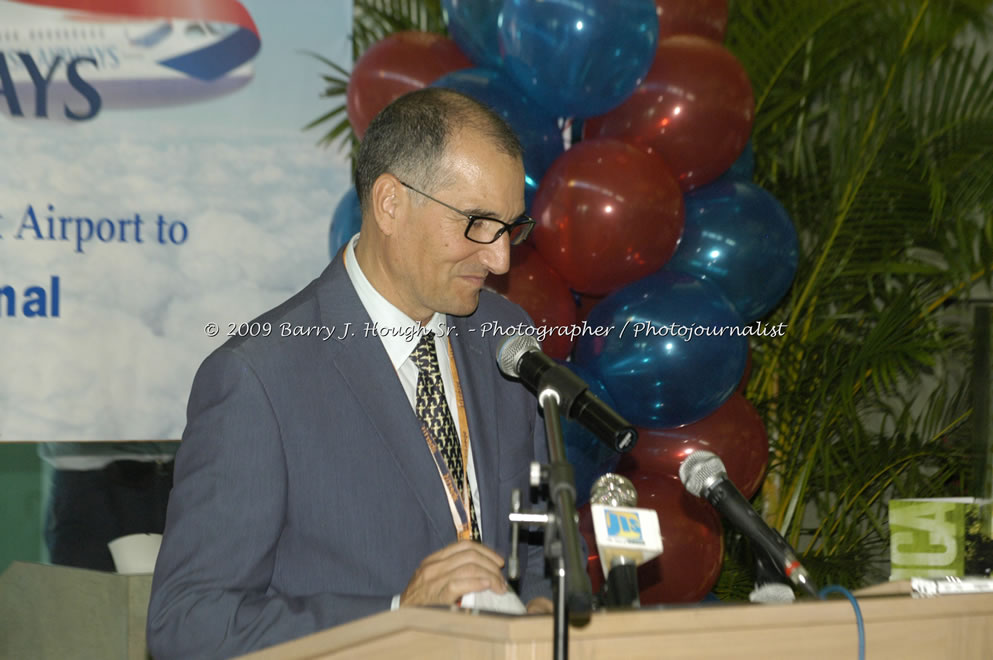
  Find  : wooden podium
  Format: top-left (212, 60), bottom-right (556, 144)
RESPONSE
top-left (240, 592), bottom-right (993, 659)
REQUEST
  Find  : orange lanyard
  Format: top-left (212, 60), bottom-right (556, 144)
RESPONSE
top-left (418, 337), bottom-right (474, 540)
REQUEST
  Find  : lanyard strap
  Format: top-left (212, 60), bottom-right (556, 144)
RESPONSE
top-left (447, 337), bottom-right (472, 495)
top-left (418, 421), bottom-right (472, 540)
top-left (418, 336), bottom-right (474, 541)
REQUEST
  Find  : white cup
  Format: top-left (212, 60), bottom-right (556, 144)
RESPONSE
top-left (107, 533), bottom-right (162, 574)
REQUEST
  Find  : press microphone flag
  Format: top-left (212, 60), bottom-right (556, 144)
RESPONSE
top-left (590, 474), bottom-right (663, 573)
top-left (590, 474), bottom-right (663, 608)
top-left (496, 334), bottom-right (637, 453)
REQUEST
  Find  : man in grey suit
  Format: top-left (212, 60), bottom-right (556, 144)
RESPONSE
top-left (147, 88), bottom-right (554, 658)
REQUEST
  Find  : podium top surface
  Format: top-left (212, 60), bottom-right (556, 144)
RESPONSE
top-left (238, 592), bottom-right (993, 660)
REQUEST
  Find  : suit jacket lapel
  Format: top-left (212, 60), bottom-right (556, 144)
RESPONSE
top-left (314, 256), bottom-right (454, 547)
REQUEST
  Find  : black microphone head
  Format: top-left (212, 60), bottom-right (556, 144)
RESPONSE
top-left (496, 333), bottom-right (540, 378)
top-left (589, 473), bottom-right (638, 507)
top-left (678, 450), bottom-right (728, 498)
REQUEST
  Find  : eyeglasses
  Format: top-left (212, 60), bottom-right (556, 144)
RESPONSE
top-left (398, 180), bottom-right (535, 246)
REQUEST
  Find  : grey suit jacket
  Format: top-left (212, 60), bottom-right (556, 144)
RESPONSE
top-left (146, 255), bottom-right (551, 659)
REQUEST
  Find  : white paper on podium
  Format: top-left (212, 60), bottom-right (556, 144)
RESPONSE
top-left (459, 588), bottom-right (528, 614)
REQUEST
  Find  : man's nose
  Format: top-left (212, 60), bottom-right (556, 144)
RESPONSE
top-left (480, 232), bottom-right (511, 275)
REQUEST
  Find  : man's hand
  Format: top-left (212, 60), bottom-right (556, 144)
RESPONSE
top-left (526, 597), bottom-right (554, 614)
top-left (400, 540), bottom-right (508, 607)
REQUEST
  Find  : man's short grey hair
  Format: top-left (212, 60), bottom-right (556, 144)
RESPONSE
top-left (354, 88), bottom-right (524, 212)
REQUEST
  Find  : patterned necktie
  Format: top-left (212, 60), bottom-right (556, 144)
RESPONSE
top-left (410, 332), bottom-right (480, 541)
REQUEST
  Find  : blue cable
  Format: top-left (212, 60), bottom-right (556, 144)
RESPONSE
top-left (819, 584), bottom-right (865, 660)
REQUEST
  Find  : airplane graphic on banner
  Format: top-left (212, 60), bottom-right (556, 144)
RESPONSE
top-left (0, 0), bottom-right (261, 121)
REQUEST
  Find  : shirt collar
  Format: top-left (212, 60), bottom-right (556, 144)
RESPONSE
top-left (344, 234), bottom-right (447, 369)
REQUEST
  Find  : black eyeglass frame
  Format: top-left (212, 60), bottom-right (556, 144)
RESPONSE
top-left (397, 180), bottom-right (535, 246)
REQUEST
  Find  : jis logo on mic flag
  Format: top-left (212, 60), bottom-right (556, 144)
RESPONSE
top-left (604, 509), bottom-right (644, 544)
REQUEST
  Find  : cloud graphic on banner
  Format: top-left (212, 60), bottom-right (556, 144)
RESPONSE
top-left (0, 0), bottom-right (261, 120)
top-left (0, 131), bottom-right (344, 440)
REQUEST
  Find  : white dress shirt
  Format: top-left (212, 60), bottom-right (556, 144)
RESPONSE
top-left (344, 234), bottom-right (483, 609)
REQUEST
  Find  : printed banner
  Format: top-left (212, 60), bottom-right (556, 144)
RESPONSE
top-left (0, 0), bottom-right (352, 440)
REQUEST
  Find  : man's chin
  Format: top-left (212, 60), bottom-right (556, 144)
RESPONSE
top-left (443, 293), bottom-right (481, 319)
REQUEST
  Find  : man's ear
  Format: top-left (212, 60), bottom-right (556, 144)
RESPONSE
top-left (370, 174), bottom-right (402, 236)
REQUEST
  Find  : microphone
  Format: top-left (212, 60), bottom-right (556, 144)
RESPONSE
top-left (589, 474), bottom-right (663, 608)
top-left (496, 334), bottom-right (637, 453)
top-left (679, 450), bottom-right (818, 598)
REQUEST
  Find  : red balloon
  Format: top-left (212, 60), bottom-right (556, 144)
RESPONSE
top-left (736, 342), bottom-right (752, 394)
top-left (580, 474), bottom-right (723, 603)
top-left (655, 0), bottom-right (729, 42)
top-left (619, 393), bottom-right (768, 498)
top-left (583, 35), bottom-right (754, 192)
top-left (532, 139), bottom-right (684, 296)
top-left (487, 245), bottom-right (578, 359)
top-left (347, 32), bottom-right (472, 138)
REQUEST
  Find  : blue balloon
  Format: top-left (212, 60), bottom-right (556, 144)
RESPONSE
top-left (575, 271), bottom-right (747, 428)
top-left (329, 188), bottom-right (361, 259)
top-left (442, 0), bottom-right (504, 69)
top-left (499, 0), bottom-right (658, 119)
top-left (720, 139), bottom-right (755, 182)
top-left (432, 68), bottom-right (563, 210)
top-left (666, 180), bottom-right (798, 321)
top-left (558, 360), bottom-right (623, 505)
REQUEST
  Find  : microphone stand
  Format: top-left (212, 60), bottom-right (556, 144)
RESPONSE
top-left (509, 385), bottom-right (593, 660)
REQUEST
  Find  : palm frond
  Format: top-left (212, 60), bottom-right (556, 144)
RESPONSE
top-left (728, 0), bottom-right (993, 591)
top-left (303, 0), bottom-right (448, 153)
top-left (354, 0), bottom-right (446, 56)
